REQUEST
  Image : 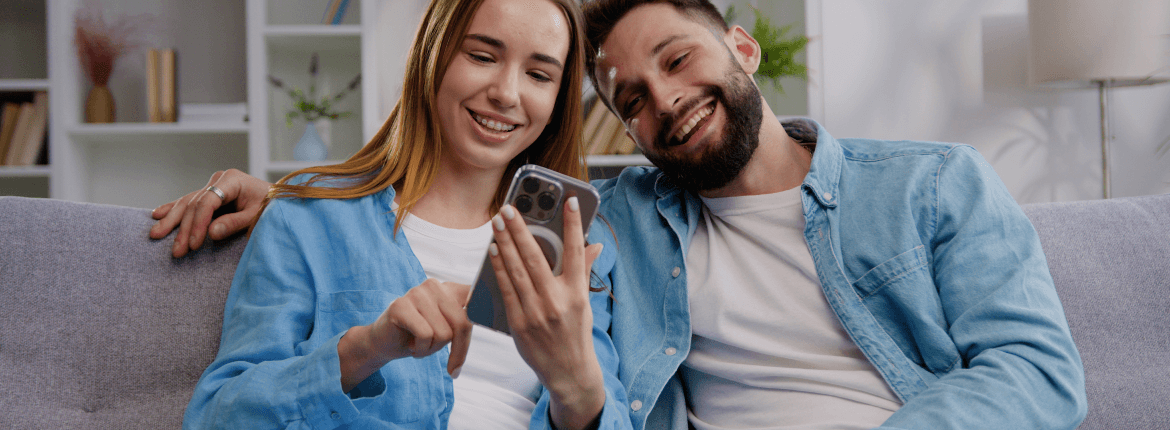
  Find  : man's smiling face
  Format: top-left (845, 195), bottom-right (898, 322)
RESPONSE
top-left (593, 3), bottom-right (763, 191)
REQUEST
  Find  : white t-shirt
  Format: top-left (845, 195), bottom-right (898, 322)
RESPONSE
top-left (397, 211), bottom-right (542, 429)
top-left (682, 187), bottom-right (902, 430)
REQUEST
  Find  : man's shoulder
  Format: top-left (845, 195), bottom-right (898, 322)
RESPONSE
top-left (592, 165), bottom-right (661, 196)
top-left (836, 137), bottom-right (971, 162)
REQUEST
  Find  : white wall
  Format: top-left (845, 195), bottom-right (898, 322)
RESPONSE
top-left (373, 0), bottom-right (1170, 204)
top-left (815, 0), bottom-right (1170, 203)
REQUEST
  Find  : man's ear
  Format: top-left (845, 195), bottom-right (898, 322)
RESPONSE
top-left (724, 25), bottom-right (761, 75)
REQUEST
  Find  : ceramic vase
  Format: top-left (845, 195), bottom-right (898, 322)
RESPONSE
top-left (85, 85), bottom-right (115, 123)
top-left (294, 121), bottom-right (329, 161)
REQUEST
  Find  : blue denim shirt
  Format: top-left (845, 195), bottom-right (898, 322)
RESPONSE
top-left (184, 184), bottom-right (631, 430)
top-left (591, 121), bottom-right (1087, 430)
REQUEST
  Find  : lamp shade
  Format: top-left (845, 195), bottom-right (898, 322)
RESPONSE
top-left (1028, 0), bottom-right (1170, 88)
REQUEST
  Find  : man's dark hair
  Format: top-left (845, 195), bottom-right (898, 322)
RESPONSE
top-left (583, 0), bottom-right (728, 103)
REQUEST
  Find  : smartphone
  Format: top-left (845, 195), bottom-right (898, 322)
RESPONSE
top-left (465, 164), bottom-right (601, 334)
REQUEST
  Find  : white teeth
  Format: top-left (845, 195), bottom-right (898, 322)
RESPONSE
top-left (674, 105), bottom-right (714, 141)
top-left (472, 111), bottom-right (517, 132)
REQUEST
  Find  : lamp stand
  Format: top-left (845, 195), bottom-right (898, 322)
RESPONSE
top-left (1097, 80), bottom-right (1112, 199)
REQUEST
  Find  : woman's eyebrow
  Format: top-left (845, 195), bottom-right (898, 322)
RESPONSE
top-left (467, 33), bottom-right (504, 48)
top-left (466, 33), bottom-right (563, 70)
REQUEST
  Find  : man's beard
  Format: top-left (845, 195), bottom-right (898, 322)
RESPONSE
top-left (642, 61), bottom-right (763, 192)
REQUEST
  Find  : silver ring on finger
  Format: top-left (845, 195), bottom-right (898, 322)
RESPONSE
top-left (206, 186), bottom-right (226, 201)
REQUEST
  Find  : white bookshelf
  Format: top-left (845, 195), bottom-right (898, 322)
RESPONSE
top-left (588, 154), bottom-right (651, 167)
top-left (0, 0), bottom-right (50, 197)
top-left (250, 0), bottom-right (376, 185)
top-left (0, 79), bottom-right (51, 92)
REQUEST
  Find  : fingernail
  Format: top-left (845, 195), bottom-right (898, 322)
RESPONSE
top-left (451, 366), bottom-right (462, 379)
top-left (211, 223), bottom-right (226, 238)
top-left (501, 205), bottom-right (516, 220)
top-left (489, 243), bottom-right (499, 256)
top-left (190, 235), bottom-right (198, 245)
top-left (492, 215), bottom-right (505, 232)
top-left (567, 196), bottom-right (579, 212)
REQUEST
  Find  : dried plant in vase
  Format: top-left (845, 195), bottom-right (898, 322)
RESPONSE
top-left (74, 2), bottom-right (138, 123)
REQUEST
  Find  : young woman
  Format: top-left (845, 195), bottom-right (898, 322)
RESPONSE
top-left (181, 0), bottom-right (627, 428)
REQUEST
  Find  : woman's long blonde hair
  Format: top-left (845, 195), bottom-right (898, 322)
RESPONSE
top-left (257, 0), bottom-right (587, 232)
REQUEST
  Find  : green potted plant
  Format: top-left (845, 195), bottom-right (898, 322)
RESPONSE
top-left (724, 4), bottom-right (808, 113)
top-left (268, 53), bottom-right (361, 161)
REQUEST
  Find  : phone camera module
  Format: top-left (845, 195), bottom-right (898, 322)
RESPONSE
top-left (515, 195), bottom-right (534, 214)
top-left (522, 177), bottom-right (541, 194)
top-left (537, 192), bottom-right (556, 211)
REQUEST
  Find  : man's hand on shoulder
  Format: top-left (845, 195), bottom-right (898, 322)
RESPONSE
top-left (150, 168), bottom-right (271, 258)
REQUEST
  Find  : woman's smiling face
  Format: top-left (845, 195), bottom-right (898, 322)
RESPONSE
top-left (435, 0), bottom-right (572, 174)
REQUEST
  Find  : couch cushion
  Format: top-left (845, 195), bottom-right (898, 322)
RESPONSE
top-left (1023, 193), bottom-right (1170, 430)
top-left (0, 196), bottom-right (246, 428)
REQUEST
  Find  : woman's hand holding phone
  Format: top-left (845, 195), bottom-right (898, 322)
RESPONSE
top-left (487, 198), bottom-right (606, 430)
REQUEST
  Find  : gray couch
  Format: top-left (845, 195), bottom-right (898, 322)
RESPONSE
top-left (1, 194), bottom-right (1167, 429)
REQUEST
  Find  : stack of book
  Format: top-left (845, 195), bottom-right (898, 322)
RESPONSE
top-left (147, 48), bottom-right (178, 122)
top-left (0, 91), bottom-right (49, 166)
top-left (583, 98), bottom-right (638, 156)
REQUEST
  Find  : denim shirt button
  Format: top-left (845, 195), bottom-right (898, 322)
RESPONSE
top-left (330, 412), bottom-right (340, 420)
top-left (823, 192), bottom-right (833, 201)
top-left (671, 267), bottom-right (681, 277)
top-left (664, 347), bottom-right (677, 356)
top-left (630, 400), bottom-right (643, 411)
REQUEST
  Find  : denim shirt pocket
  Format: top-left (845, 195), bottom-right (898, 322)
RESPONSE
top-left (851, 246), bottom-right (960, 374)
top-left (852, 246), bottom-right (928, 298)
top-left (321, 290), bottom-right (442, 423)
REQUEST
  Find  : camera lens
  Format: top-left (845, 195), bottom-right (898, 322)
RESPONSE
top-left (537, 192), bottom-right (556, 211)
top-left (522, 177), bottom-right (540, 194)
top-left (515, 195), bottom-right (534, 213)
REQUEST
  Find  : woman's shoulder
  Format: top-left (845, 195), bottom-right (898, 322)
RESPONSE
top-left (264, 180), bottom-right (395, 228)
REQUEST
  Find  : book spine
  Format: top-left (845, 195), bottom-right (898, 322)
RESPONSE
top-left (147, 49), bottom-right (162, 122)
top-left (160, 49), bottom-right (177, 122)
top-left (0, 103), bottom-right (21, 165)
top-left (332, 0), bottom-right (351, 25)
top-left (4, 103), bottom-right (34, 166)
top-left (18, 92), bottom-right (49, 166)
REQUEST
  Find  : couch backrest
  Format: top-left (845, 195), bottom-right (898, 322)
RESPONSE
top-left (2, 192), bottom-right (1167, 429)
top-left (1023, 193), bottom-right (1170, 430)
top-left (0, 196), bottom-right (247, 428)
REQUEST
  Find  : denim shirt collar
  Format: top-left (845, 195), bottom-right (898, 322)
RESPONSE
top-left (649, 118), bottom-right (843, 209)
top-left (801, 119), bottom-right (842, 209)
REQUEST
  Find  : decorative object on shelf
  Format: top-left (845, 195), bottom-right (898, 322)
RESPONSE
top-left (293, 121), bottom-right (329, 162)
top-left (74, 2), bottom-right (139, 123)
top-left (147, 48), bottom-right (178, 123)
top-left (268, 53), bottom-right (361, 161)
top-left (723, 5), bottom-right (808, 93)
top-left (1028, 0), bottom-right (1170, 199)
top-left (322, 0), bottom-right (353, 25)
